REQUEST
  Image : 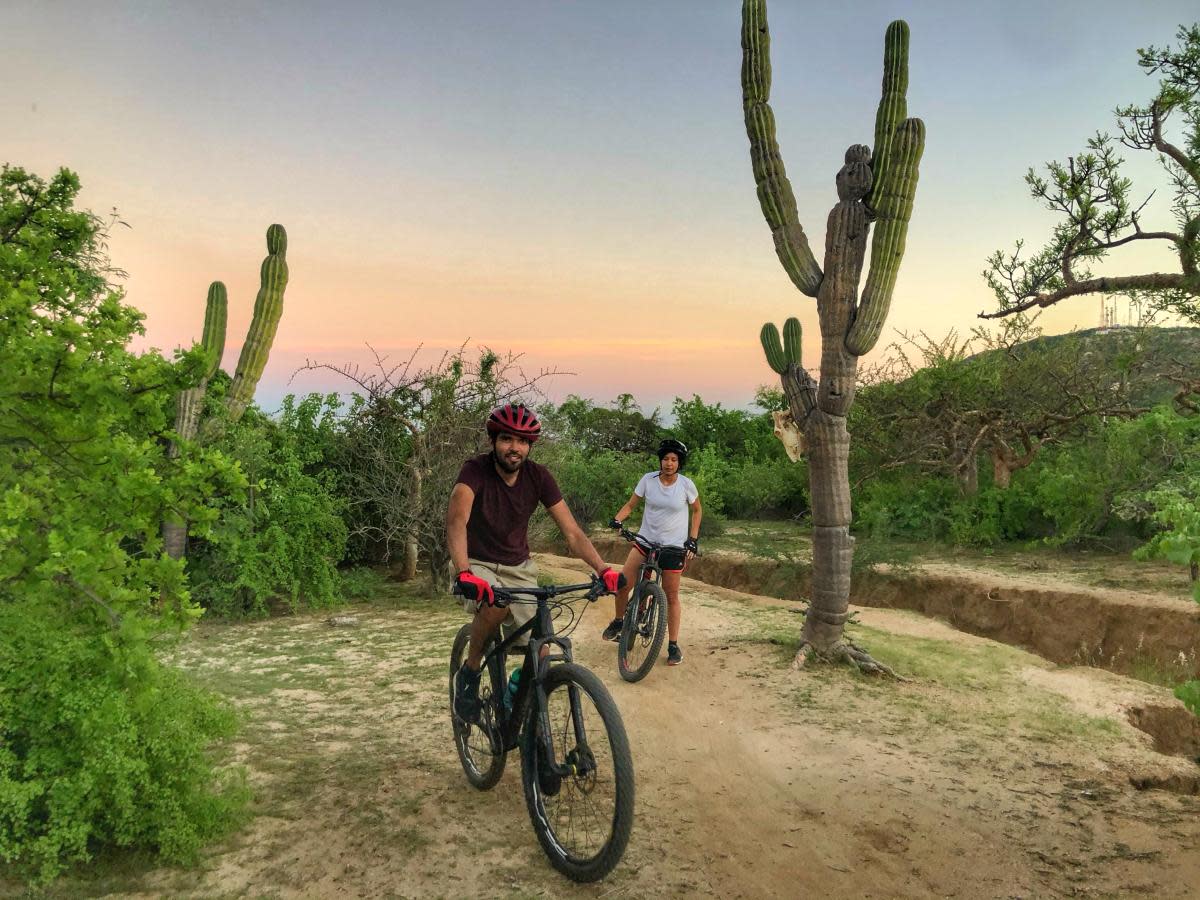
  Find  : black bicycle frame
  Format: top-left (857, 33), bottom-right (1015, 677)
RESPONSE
top-left (477, 585), bottom-right (594, 775)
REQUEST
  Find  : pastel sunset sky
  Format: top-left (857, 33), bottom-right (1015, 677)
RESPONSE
top-left (5, 1), bottom-right (1195, 414)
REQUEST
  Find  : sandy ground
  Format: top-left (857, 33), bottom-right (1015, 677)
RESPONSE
top-left (27, 553), bottom-right (1200, 900)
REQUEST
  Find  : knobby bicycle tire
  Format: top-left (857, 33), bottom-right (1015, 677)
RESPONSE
top-left (449, 624), bottom-right (506, 789)
top-left (617, 580), bottom-right (667, 683)
top-left (520, 663), bottom-right (635, 883)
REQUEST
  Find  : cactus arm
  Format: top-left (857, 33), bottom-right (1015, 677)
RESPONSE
top-left (200, 281), bottom-right (228, 378)
top-left (760, 316), bottom-right (805, 374)
top-left (783, 316), bottom-right (802, 365)
top-left (226, 224), bottom-right (289, 423)
top-left (173, 281), bottom-right (228, 451)
top-left (742, 0), bottom-right (823, 297)
top-left (865, 20), bottom-right (910, 216)
top-left (760, 323), bottom-right (787, 374)
top-left (846, 118), bottom-right (925, 355)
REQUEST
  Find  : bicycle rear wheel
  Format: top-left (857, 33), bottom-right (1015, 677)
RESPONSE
top-left (617, 581), bottom-right (667, 683)
top-left (520, 663), bottom-right (634, 882)
top-left (449, 624), bottom-right (506, 789)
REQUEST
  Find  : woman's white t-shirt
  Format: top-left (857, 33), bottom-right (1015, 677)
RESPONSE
top-left (634, 472), bottom-right (698, 546)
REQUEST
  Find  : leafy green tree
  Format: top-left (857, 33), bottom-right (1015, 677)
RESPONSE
top-left (186, 392), bottom-right (348, 617)
top-left (0, 166), bottom-right (246, 882)
top-left (984, 24), bottom-right (1200, 322)
top-left (541, 393), bottom-right (663, 454)
top-left (855, 319), bottom-right (1149, 495)
top-left (670, 394), bottom-right (776, 461)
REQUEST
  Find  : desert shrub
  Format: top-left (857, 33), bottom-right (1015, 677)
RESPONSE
top-left (0, 165), bottom-right (247, 883)
top-left (338, 566), bottom-right (388, 601)
top-left (188, 394), bottom-right (348, 617)
top-left (537, 443), bottom-right (648, 527)
top-left (720, 457), bottom-right (809, 519)
top-left (0, 601), bottom-right (247, 884)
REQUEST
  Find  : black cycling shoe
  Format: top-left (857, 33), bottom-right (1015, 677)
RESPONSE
top-left (601, 618), bottom-right (623, 642)
top-left (667, 642), bottom-right (683, 666)
top-left (454, 663), bottom-right (482, 722)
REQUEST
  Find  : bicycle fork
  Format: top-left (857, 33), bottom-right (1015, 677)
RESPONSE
top-left (526, 634), bottom-right (596, 778)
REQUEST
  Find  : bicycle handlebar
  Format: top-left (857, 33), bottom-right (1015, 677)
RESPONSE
top-left (613, 525), bottom-right (702, 561)
top-left (451, 574), bottom-right (613, 607)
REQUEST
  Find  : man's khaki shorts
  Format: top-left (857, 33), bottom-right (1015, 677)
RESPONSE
top-left (458, 558), bottom-right (539, 647)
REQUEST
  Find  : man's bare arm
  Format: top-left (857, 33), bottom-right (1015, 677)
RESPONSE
top-left (446, 483), bottom-right (475, 573)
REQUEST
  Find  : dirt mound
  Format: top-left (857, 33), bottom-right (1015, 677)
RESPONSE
top-left (578, 535), bottom-right (1200, 683)
top-left (1127, 703), bottom-right (1200, 760)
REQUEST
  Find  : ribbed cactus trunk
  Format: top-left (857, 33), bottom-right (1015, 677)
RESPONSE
top-left (745, 2), bottom-right (924, 668)
top-left (166, 225), bottom-right (289, 561)
top-left (164, 282), bottom-right (228, 560)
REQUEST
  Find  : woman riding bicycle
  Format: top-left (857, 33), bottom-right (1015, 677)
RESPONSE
top-left (602, 438), bottom-right (702, 666)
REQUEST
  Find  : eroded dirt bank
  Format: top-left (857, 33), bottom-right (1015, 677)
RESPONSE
top-left (580, 535), bottom-right (1200, 682)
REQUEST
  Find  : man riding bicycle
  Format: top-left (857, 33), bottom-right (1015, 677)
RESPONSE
top-left (604, 438), bottom-right (702, 666)
top-left (448, 402), bottom-right (621, 722)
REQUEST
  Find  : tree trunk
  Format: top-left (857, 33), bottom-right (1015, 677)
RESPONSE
top-left (801, 411), bottom-right (855, 650)
top-left (398, 443), bottom-right (425, 581)
top-left (163, 518), bottom-right (188, 560)
top-left (991, 448), bottom-right (1012, 490)
top-left (957, 452), bottom-right (979, 496)
top-left (401, 458), bottom-right (421, 580)
top-left (799, 195), bottom-right (865, 653)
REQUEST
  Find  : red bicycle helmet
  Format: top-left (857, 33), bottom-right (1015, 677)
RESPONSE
top-left (486, 403), bottom-right (541, 442)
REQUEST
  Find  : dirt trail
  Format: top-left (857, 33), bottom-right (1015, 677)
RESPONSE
top-left (537, 556), bottom-right (1200, 899)
top-left (45, 553), bottom-right (1200, 899)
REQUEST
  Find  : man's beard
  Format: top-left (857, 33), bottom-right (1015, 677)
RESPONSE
top-left (494, 450), bottom-right (525, 474)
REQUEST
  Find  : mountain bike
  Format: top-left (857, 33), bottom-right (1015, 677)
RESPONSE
top-left (613, 526), bottom-right (685, 683)
top-left (449, 575), bottom-right (635, 883)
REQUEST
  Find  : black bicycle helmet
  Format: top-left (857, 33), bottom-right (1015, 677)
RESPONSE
top-left (657, 438), bottom-right (689, 468)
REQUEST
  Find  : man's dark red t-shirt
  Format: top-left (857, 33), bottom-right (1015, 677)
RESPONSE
top-left (455, 453), bottom-right (564, 566)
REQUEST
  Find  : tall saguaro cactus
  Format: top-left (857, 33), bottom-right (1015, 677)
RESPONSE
top-left (163, 224), bottom-right (290, 560)
top-left (744, 3), bottom-right (924, 671)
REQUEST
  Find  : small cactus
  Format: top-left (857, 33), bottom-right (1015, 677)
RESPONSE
top-left (760, 317), bottom-right (803, 374)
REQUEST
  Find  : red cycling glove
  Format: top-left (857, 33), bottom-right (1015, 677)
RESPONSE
top-left (599, 567), bottom-right (623, 593)
top-left (456, 570), bottom-right (495, 606)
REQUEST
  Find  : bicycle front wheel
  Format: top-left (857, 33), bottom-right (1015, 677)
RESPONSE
top-left (617, 581), bottom-right (667, 683)
top-left (520, 663), bottom-right (635, 883)
top-left (449, 624), bottom-right (506, 789)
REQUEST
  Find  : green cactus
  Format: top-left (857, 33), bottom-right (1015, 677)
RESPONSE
top-left (173, 282), bottom-right (228, 451)
top-left (865, 21), bottom-right (910, 216)
top-left (760, 317), bottom-right (803, 374)
top-left (847, 117), bottom-right (925, 355)
top-left (166, 227), bottom-right (289, 560)
top-left (741, 0), bottom-right (823, 297)
top-left (741, 1), bottom-right (922, 672)
top-left (200, 282), bottom-right (228, 378)
top-left (225, 224), bottom-right (289, 422)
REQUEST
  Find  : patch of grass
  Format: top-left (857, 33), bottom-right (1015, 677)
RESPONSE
top-left (1126, 653), bottom-right (1198, 688)
top-left (722, 599), bottom-right (1125, 750)
top-left (702, 519), bottom-right (810, 561)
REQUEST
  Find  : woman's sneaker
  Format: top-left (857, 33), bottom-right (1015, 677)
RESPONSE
top-left (601, 618), bottom-right (624, 642)
top-left (667, 642), bottom-right (683, 666)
